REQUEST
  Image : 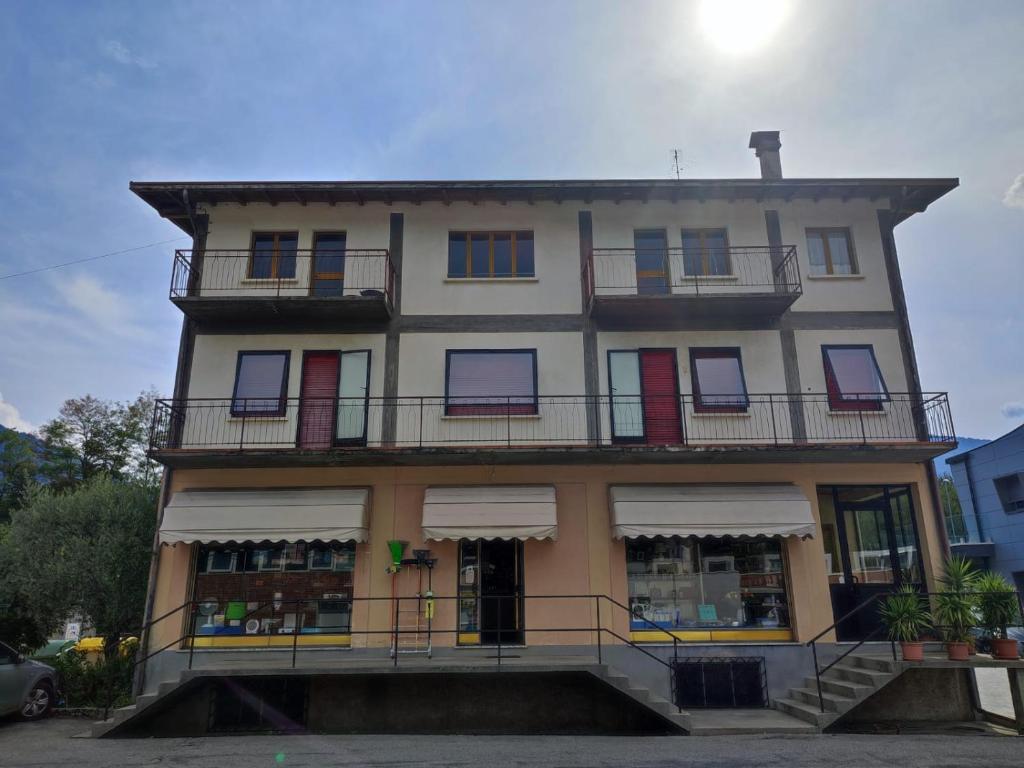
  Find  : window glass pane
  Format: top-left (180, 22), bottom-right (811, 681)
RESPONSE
top-left (609, 351), bottom-right (643, 438)
top-left (314, 234), bottom-right (345, 274)
top-left (825, 347), bottom-right (885, 399)
top-left (627, 537), bottom-right (789, 630)
top-left (233, 353), bottom-right (287, 413)
top-left (692, 351), bottom-right (747, 408)
top-left (447, 351), bottom-right (535, 408)
top-left (251, 235), bottom-right (275, 279)
top-left (827, 232), bottom-right (853, 274)
top-left (704, 230), bottom-right (729, 276)
top-left (807, 233), bottom-right (827, 275)
top-left (337, 351), bottom-right (369, 441)
top-left (515, 232), bottom-right (534, 276)
top-left (470, 234), bottom-right (490, 276)
top-left (448, 233), bottom-right (467, 277)
top-left (492, 233), bottom-right (513, 277)
top-left (277, 233), bottom-right (298, 279)
top-left (817, 490), bottom-right (845, 584)
top-left (890, 489), bottom-right (922, 582)
top-left (844, 507), bottom-right (894, 585)
top-left (681, 231), bottom-right (704, 276)
top-left (634, 230), bottom-right (667, 272)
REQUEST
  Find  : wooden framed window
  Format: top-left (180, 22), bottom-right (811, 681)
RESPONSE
top-left (806, 228), bottom-right (856, 275)
top-left (249, 232), bottom-right (298, 279)
top-left (690, 348), bottom-right (749, 413)
top-left (447, 231), bottom-right (535, 278)
top-left (822, 345), bottom-right (888, 411)
top-left (633, 229), bottom-right (670, 294)
top-left (445, 349), bottom-right (538, 415)
top-left (310, 232), bottom-right (346, 295)
top-left (681, 229), bottom-right (731, 277)
top-left (231, 351), bottom-right (290, 416)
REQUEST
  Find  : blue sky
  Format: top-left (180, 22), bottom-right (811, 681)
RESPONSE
top-left (0, 0), bottom-right (1022, 438)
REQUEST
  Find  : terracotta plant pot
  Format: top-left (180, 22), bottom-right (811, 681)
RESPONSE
top-left (946, 641), bottom-right (970, 661)
top-left (992, 638), bottom-right (1021, 661)
top-left (900, 641), bottom-right (925, 661)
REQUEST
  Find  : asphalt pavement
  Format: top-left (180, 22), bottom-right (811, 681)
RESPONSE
top-left (0, 716), bottom-right (1021, 768)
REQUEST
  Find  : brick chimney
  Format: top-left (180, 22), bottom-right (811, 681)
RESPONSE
top-left (749, 131), bottom-right (782, 180)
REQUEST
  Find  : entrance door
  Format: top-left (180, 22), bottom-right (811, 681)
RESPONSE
top-left (821, 486), bottom-right (924, 641)
top-left (459, 539), bottom-right (524, 645)
top-left (298, 352), bottom-right (339, 449)
top-left (311, 232), bottom-right (346, 296)
top-left (609, 349), bottom-right (683, 444)
top-left (634, 229), bottom-right (669, 294)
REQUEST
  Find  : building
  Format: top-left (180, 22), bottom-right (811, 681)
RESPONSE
top-left (948, 424), bottom-right (1024, 586)
top-left (118, 132), bottom-right (963, 735)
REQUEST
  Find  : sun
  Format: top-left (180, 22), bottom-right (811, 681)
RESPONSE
top-left (699, 0), bottom-right (792, 55)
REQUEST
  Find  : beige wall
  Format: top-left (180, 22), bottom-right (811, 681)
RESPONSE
top-left (147, 461), bottom-right (942, 652)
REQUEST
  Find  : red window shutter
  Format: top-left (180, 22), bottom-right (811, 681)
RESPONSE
top-left (299, 352), bottom-right (339, 448)
top-left (640, 350), bottom-right (682, 444)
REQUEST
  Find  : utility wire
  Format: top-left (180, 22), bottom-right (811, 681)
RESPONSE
top-left (0, 237), bottom-right (188, 280)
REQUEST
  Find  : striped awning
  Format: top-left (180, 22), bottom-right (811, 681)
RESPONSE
top-left (610, 484), bottom-right (815, 539)
top-left (422, 485), bottom-right (558, 541)
top-left (159, 488), bottom-right (370, 544)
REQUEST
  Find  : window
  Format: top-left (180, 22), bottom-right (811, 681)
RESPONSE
top-left (249, 232), bottom-right (298, 279)
top-left (681, 229), bottom-right (730, 277)
top-left (806, 228), bottom-right (856, 275)
top-left (448, 231), bottom-right (534, 278)
top-left (231, 351), bottom-right (290, 416)
top-left (311, 232), bottom-right (345, 296)
top-left (822, 345), bottom-right (888, 411)
top-left (690, 348), bottom-right (748, 412)
top-left (608, 349), bottom-right (682, 444)
top-left (994, 474), bottom-right (1024, 515)
top-left (445, 350), bottom-right (537, 415)
top-left (626, 537), bottom-right (790, 632)
top-left (206, 550), bottom-right (238, 573)
top-left (634, 229), bottom-right (670, 294)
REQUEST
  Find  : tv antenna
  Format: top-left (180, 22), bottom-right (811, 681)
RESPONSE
top-left (671, 149), bottom-right (683, 179)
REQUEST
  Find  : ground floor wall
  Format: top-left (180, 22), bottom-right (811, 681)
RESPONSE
top-left (144, 461), bottom-right (944, 676)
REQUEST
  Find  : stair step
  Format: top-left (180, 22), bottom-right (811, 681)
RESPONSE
top-left (790, 687), bottom-right (857, 713)
top-left (849, 654), bottom-right (900, 673)
top-left (804, 675), bottom-right (872, 699)
top-left (775, 697), bottom-right (831, 727)
top-left (826, 664), bottom-right (893, 687)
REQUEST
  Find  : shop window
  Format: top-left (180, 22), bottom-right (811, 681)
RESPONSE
top-left (231, 351), bottom-right (290, 416)
top-left (445, 349), bottom-right (538, 415)
top-left (690, 348), bottom-right (749, 413)
top-left (193, 542), bottom-right (356, 637)
top-left (822, 345), bottom-right (888, 411)
top-left (626, 537), bottom-right (789, 632)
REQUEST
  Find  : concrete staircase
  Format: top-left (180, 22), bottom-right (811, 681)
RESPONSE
top-left (775, 652), bottom-right (903, 730)
top-left (91, 677), bottom-right (190, 738)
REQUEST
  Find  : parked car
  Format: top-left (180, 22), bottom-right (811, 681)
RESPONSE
top-left (0, 641), bottom-right (58, 720)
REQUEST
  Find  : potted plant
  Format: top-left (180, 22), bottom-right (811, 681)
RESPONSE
top-left (976, 571), bottom-right (1022, 660)
top-left (934, 556), bottom-right (978, 660)
top-left (879, 585), bottom-right (932, 661)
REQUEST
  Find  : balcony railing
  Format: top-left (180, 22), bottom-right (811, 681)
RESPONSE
top-left (149, 392), bottom-right (954, 454)
top-left (583, 245), bottom-right (802, 303)
top-left (170, 249), bottom-right (395, 305)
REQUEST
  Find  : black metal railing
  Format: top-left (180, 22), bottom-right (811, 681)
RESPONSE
top-left (148, 392), bottom-right (955, 453)
top-left (127, 593), bottom-right (687, 718)
top-left (583, 245), bottom-right (801, 301)
top-left (170, 249), bottom-right (395, 305)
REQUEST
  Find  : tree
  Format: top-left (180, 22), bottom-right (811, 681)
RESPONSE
top-left (2, 476), bottom-right (158, 653)
top-left (0, 428), bottom-right (39, 523)
top-left (938, 473), bottom-right (967, 544)
top-left (39, 390), bottom-right (159, 491)
top-left (0, 523), bottom-right (48, 650)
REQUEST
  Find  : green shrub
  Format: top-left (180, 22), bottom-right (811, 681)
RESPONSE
top-left (52, 648), bottom-right (137, 709)
top-left (976, 571), bottom-right (1021, 640)
top-left (879, 585), bottom-right (931, 642)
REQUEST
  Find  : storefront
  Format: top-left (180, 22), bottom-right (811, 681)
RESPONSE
top-left (610, 484), bottom-right (815, 642)
top-left (158, 487), bottom-right (370, 648)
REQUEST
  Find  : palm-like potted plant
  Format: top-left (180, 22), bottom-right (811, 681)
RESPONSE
top-left (976, 571), bottom-right (1021, 660)
top-left (934, 556), bottom-right (978, 660)
top-left (879, 585), bottom-right (932, 661)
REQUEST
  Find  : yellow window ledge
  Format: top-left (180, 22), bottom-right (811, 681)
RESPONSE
top-left (630, 629), bottom-right (793, 643)
top-left (188, 634), bottom-right (352, 649)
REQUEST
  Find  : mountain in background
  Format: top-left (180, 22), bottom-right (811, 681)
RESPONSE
top-left (0, 423), bottom-right (44, 483)
top-left (934, 437), bottom-right (990, 476)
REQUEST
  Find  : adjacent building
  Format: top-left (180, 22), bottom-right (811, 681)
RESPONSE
top-left (126, 131), bottom-right (958, 729)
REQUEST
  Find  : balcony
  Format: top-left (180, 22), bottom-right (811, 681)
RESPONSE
top-left (169, 249), bottom-right (395, 324)
top-left (583, 245), bottom-right (802, 327)
top-left (149, 392), bottom-right (955, 468)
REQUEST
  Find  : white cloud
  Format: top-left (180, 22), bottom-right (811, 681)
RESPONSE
top-left (1004, 174), bottom-right (1024, 210)
top-left (54, 274), bottom-right (151, 341)
top-left (1002, 402), bottom-right (1024, 420)
top-left (100, 39), bottom-right (155, 69)
top-left (0, 392), bottom-right (37, 434)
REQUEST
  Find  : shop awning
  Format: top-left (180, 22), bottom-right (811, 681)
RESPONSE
top-left (610, 484), bottom-right (815, 540)
top-left (159, 488), bottom-right (370, 545)
top-left (422, 485), bottom-right (557, 541)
